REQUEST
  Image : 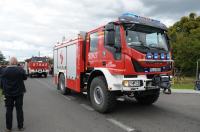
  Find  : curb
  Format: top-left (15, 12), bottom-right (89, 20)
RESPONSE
top-left (171, 89), bottom-right (200, 94)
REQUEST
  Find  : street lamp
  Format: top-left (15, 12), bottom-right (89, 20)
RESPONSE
top-left (196, 59), bottom-right (200, 80)
top-left (195, 59), bottom-right (200, 90)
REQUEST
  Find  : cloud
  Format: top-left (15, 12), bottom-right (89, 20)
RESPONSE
top-left (0, 0), bottom-right (199, 61)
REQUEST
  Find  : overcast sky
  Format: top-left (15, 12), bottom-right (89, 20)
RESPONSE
top-left (0, 0), bottom-right (199, 61)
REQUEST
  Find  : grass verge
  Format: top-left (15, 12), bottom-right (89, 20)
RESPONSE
top-left (172, 83), bottom-right (194, 90)
top-left (172, 77), bottom-right (195, 90)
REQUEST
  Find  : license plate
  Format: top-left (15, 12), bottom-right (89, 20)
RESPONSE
top-left (150, 68), bottom-right (161, 72)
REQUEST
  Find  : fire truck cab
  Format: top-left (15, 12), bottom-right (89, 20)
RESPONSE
top-left (53, 13), bottom-right (173, 113)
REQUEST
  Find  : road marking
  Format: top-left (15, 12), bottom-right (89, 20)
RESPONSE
top-left (107, 118), bottom-right (136, 132)
top-left (61, 94), bottom-right (72, 101)
top-left (117, 97), bottom-right (125, 102)
top-left (80, 104), bottom-right (94, 111)
top-left (82, 92), bottom-right (87, 95)
top-left (56, 92), bottom-right (76, 101)
top-left (68, 96), bottom-right (76, 100)
top-left (35, 79), bottom-right (52, 89)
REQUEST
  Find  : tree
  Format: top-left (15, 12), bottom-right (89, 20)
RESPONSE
top-left (168, 13), bottom-right (200, 75)
top-left (48, 57), bottom-right (53, 65)
top-left (0, 51), bottom-right (6, 65)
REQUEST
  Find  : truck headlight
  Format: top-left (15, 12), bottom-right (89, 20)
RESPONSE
top-left (122, 80), bottom-right (142, 87)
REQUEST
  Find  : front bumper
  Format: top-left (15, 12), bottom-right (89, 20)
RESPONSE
top-left (29, 69), bottom-right (49, 75)
top-left (121, 75), bottom-right (171, 92)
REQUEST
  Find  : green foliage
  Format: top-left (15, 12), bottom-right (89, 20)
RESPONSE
top-left (168, 13), bottom-right (200, 75)
top-left (172, 77), bottom-right (195, 89)
top-left (48, 57), bottom-right (53, 65)
top-left (0, 51), bottom-right (6, 65)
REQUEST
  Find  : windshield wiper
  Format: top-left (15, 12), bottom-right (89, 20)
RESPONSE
top-left (133, 45), bottom-right (151, 50)
top-left (150, 46), bottom-right (166, 51)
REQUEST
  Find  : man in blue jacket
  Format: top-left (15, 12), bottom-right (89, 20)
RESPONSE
top-left (1, 57), bottom-right (27, 132)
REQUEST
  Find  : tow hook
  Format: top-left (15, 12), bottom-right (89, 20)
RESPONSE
top-left (161, 82), bottom-right (171, 94)
top-left (152, 75), bottom-right (172, 94)
top-left (163, 87), bottom-right (171, 94)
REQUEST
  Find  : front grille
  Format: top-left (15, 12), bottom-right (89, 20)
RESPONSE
top-left (124, 75), bottom-right (137, 78)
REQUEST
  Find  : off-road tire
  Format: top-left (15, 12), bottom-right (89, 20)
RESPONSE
top-left (44, 73), bottom-right (47, 78)
top-left (90, 76), bottom-right (116, 113)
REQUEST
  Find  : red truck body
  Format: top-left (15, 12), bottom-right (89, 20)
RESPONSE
top-left (53, 13), bottom-right (173, 113)
top-left (25, 57), bottom-right (49, 78)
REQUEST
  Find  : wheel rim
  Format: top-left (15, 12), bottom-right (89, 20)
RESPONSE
top-left (93, 86), bottom-right (104, 105)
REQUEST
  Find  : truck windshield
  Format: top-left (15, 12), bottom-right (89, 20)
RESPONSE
top-left (31, 57), bottom-right (48, 62)
top-left (124, 24), bottom-right (169, 52)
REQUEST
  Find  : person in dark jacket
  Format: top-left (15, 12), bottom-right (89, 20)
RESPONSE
top-left (0, 65), bottom-right (3, 91)
top-left (1, 57), bottom-right (27, 132)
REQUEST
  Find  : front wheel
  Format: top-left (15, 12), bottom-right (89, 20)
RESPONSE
top-left (134, 89), bottom-right (160, 105)
top-left (90, 76), bottom-right (116, 113)
top-left (58, 73), bottom-right (71, 95)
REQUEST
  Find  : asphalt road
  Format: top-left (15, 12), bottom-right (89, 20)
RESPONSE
top-left (0, 76), bottom-right (200, 132)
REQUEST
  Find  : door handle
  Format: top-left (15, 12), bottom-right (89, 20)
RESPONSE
top-left (102, 61), bottom-right (106, 66)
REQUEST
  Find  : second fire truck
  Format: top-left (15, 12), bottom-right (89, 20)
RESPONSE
top-left (53, 13), bottom-right (173, 113)
top-left (25, 56), bottom-right (49, 78)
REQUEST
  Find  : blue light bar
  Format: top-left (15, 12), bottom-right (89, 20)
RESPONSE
top-left (146, 52), bottom-right (152, 59)
top-left (122, 13), bottom-right (138, 18)
top-left (154, 53), bottom-right (158, 59)
top-left (121, 12), bottom-right (160, 23)
top-left (166, 53), bottom-right (170, 60)
top-left (144, 68), bottom-right (149, 73)
top-left (160, 53), bottom-right (165, 60)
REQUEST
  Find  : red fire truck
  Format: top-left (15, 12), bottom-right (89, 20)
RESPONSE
top-left (53, 13), bottom-right (173, 113)
top-left (25, 57), bottom-right (49, 78)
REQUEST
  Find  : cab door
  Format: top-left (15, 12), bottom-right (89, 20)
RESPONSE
top-left (101, 23), bottom-right (125, 74)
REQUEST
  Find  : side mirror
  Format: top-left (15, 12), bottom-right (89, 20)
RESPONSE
top-left (105, 23), bottom-right (115, 31)
top-left (106, 31), bottom-right (115, 47)
top-left (105, 23), bottom-right (115, 47)
top-left (166, 35), bottom-right (170, 41)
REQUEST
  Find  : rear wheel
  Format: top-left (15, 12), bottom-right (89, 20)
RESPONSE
top-left (135, 89), bottom-right (160, 105)
top-left (44, 73), bottom-right (47, 78)
top-left (90, 76), bottom-right (116, 113)
top-left (58, 73), bottom-right (71, 95)
top-left (37, 74), bottom-right (42, 78)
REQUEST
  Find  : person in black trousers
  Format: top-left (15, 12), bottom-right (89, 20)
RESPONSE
top-left (1, 57), bottom-right (27, 132)
top-left (0, 65), bottom-right (3, 90)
